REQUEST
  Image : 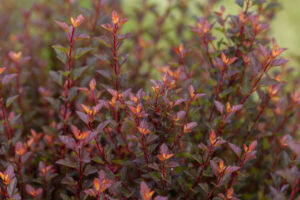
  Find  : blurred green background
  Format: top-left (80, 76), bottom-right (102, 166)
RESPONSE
top-left (120, 0), bottom-right (300, 56)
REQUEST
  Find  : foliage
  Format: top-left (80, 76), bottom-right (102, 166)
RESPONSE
top-left (0, 0), bottom-right (299, 199)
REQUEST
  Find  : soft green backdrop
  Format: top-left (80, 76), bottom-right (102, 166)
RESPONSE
top-left (120, 0), bottom-right (300, 55)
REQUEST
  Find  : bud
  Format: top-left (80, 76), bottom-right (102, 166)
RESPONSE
top-left (112, 10), bottom-right (119, 25)
top-left (70, 14), bottom-right (85, 28)
top-left (9, 51), bottom-right (22, 62)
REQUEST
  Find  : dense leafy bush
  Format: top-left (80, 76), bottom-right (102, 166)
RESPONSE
top-left (0, 0), bottom-right (299, 199)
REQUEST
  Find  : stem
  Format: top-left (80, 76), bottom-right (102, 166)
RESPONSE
top-left (207, 171), bottom-right (225, 200)
top-left (17, 155), bottom-right (24, 198)
top-left (92, 0), bottom-right (102, 32)
top-left (43, 174), bottom-right (48, 199)
top-left (172, 97), bottom-right (192, 149)
top-left (141, 134), bottom-right (149, 164)
top-left (240, 58), bottom-right (272, 105)
top-left (0, 96), bottom-right (13, 140)
top-left (14, 61), bottom-right (25, 130)
top-left (179, 54), bottom-right (189, 78)
top-left (62, 25), bottom-right (76, 135)
top-left (4, 185), bottom-right (8, 199)
top-left (161, 160), bottom-right (166, 192)
top-left (228, 154), bottom-right (246, 188)
top-left (289, 175), bottom-right (300, 200)
top-left (192, 143), bottom-right (214, 188)
top-left (209, 64), bottom-right (226, 122)
top-left (111, 23), bottom-right (131, 154)
top-left (112, 24), bottom-right (119, 91)
top-left (76, 144), bottom-right (83, 200)
top-left (242, 95), bottom-right (271, 143)
top-left (216, 58), bottom-right (273, 136)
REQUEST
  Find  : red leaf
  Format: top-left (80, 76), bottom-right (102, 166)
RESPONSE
top-left (229, 143), bottom-right (241, 158)
top-left (214, 100), bottom-right (224, 114)
top-left (225, 166), bottom-right (240, 174)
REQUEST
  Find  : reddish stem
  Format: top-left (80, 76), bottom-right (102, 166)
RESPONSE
top-left (289, 175), bottom-right (300, 200)
top-left (0, 96), bottom-right (13, 140)
top-left (192, 143), bottom-right (214, 188)
top-left (62, 25), bottom-right (76, 135)
top-left (207, 171), bottom-right (225, 200)
top-left (172, 98), bottom-right (192, 149)
top-left (76, 144), bottom-right (83, 200)
top-left (209, 64), bottom-right (226, 122)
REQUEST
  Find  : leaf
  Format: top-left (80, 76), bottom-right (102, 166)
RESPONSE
top-left (160, 144), bottom-right (169, 155)
top-left (231, 104), bottom-right (243, 112)
top-left (187, 122), bottom-right (197, 129)
top-left (176, 111), bottom-right (186, 120)
top-left (71, 66), bottom-right (88, 81)
top-left (119, 54), bottom-right (129, 66)
top-left (81, 150), bottom-right (91, 163)
top-left (6, 95), bottom-right (19, 108)
top-left (2, 74), bottom-right (17, 85)
top-left (210, 160), bottom-right (219, 176)
top-left (118, 33), bottom-right (132, 42)
top-left (271, 58), bottom-right (289, 67)
top-left (74, 47), bottom-right (93, 59)
top-left (52, 45), bottom-right (68, 54)
top-left (235, 0), bottom-right (244, 8)
top-left (249, 140), bottom-right (257, 152)
top-left (214, 100), bottom-right (224, 114)
top-left (101, 23), bottom-right (113, 32)
top-left (286, 139), bottom-right (300, 156)
top-left (174, 99), bottom-right (186, 105)
top-left (53, 46), bottom-right (67, 64)
top-left (7, 178), bottom-right (18, 197)
top-left (76, 111), bottom-right (89, 124)
top-left (49, 71), bottom-right (63, 86)
top-left (96, 36), bottom-right (111, 48)
top-left (83, 165), bottom-right (97, 176)
top-left (92, 157), bottom-right (104, 164)
top-left (96, 120), bottom-right (111, 132)
top-left (84, 189), bottom-right (97, 197)
top-left (198, 143), bottom-right (208, 151)
top-left (229, 143), bottom-right (241, 158)
top-left (167, 161), bottom-right (179, 168)
top-left (97, 69), bottom-right (111, 79)
top-left (95, 54), bottom-right (110, 64)
top-left (258, 44), bottom-right (269, 58)
top-left (75, 34), bottom-right (90, 41)
top-left (56, 159), bottom-right (76, 168)
top-left (154, 196), bottom-right (168, 200)
top-left (59, 136), bottom-right (76, 149)
top-left (55, 20), bottom-right (70, 34)
top-left (225, 166), bottom-right (240, 174)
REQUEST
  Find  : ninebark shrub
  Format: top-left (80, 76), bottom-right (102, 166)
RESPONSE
top-left (0, 0), bottom-right (299, 199)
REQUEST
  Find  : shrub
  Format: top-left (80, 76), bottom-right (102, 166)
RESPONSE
top-left (0, 0), bottom-right (299, 199)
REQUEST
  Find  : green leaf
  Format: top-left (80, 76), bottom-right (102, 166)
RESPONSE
top-left (49, 70), bottom-right (63, 86)
top-left (71, 66), bottom-right (88, 81)
top-left (52, 45), bottom-right (68, 54)
top-left (52, 45), bottom-right (67, 64)
top-left (83, 164), bottom-right (97, 176)
top-left (6, 95), bottom-right (19, 108)
top-left (74, 47), bottom-right (93, 59)
top-left (56, 159), bottom-right (76, 168)
top-left (7, 178), bottom-right (18, 197)
top-left (92, 156), bottom-right (104, 164)
top-left (61, 176), bottom-right (77, 186)
top-left (96, 36), bottom-right (112, 48)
